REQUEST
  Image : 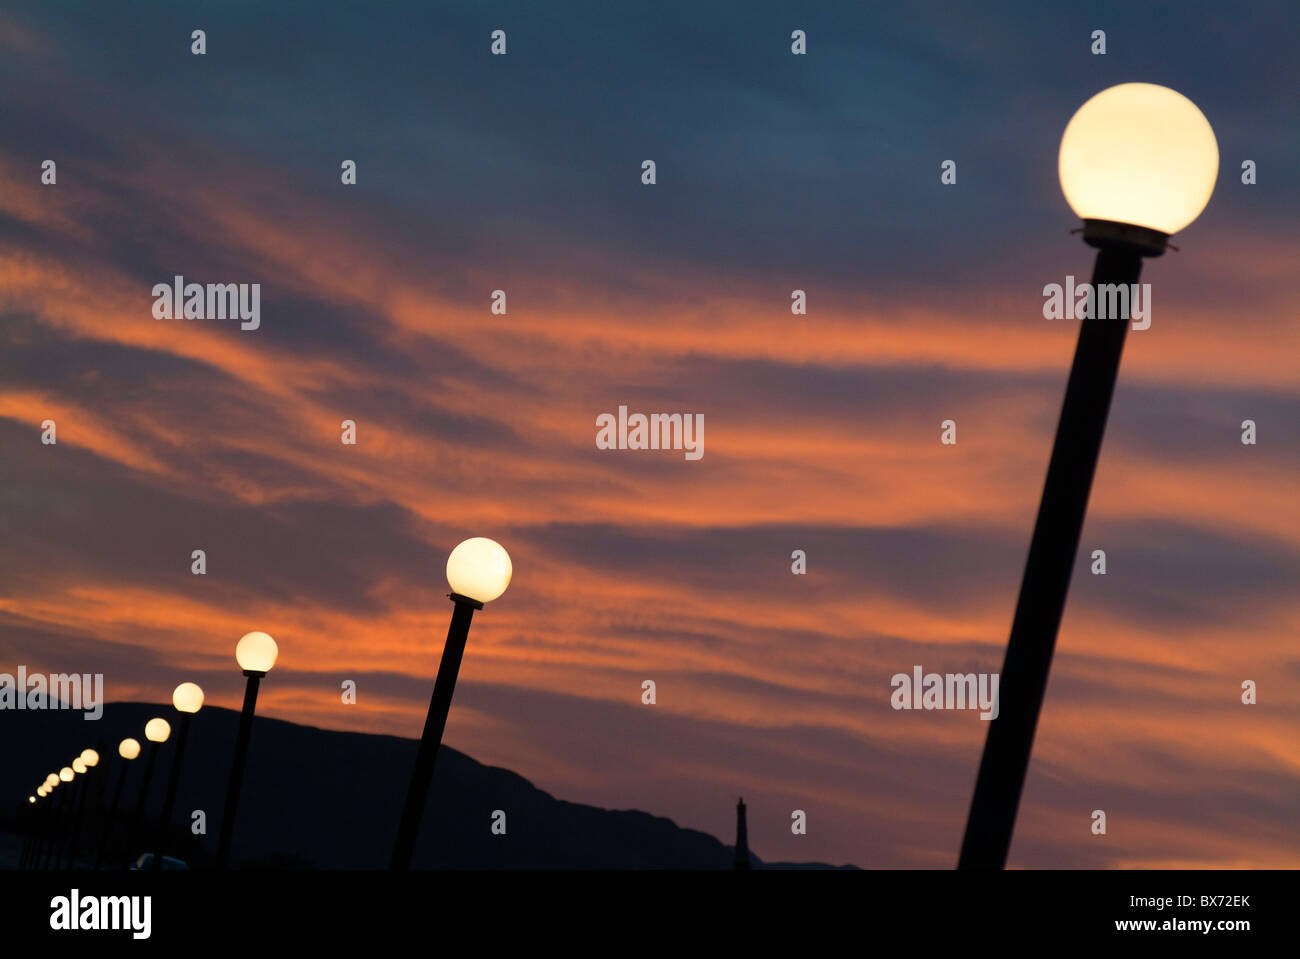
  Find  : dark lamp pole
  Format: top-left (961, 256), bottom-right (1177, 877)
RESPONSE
top-left (391, 592), bottom-right (482, 870)
top-left (153, 683), bottom-right (203, 870)
top-left (61, 750), bottom-right (101, 870)
top-left (41, 783), bottom-right (69, 870)
top-left (958, 83), bottom-right (1218, 870)
top-left (129, 732), bottom-right (167, 867)
top-left (958, 222), bottom-right (1160, 870)
top-left (214, 630), bottom-right (277, 869)
top-left (390, 537), bottom-right (511, 871)
top-left (56, 772), bottom-right (84, 870)
top-left (94, 739), bottom-right (140, 870)
top-left (152, 712), bottom-right (193, 870)
top-left (215, 668), bottom-right (265, 868)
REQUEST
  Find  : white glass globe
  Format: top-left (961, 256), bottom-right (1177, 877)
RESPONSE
top-left (1059, 82), bottom-right (1218, 235)
top-left (119, 738), bottom-right (141, 760)
top-left (72, 758), bottom-right (87, 774)
top-left (44, 773), bottom-right (59, 788)
top-left (236, 631), bottom-right (279, 673)
top-left (446, 537), bottom-right (512, 603)
top-left (28, 795), bottom-right (35, 804)
top-left (80, 749), bottom-right (100, 768)
top-left (59, 767), bottom-right (74, 782)
top-left (145, 717), bottom-right (172, 743)
top-left (172, 682), bottom-right (205, 714)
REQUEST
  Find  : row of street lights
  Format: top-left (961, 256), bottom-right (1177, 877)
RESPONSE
top-left (19, 748), bottom-right (99, 869)
top-left (17, 535), bottom-right (513, 871)
top-left (18, 631), bottom-right (278, 870)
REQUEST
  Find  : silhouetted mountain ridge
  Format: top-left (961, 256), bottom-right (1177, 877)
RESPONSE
top-left (2, 702), bottom-right (856, 869)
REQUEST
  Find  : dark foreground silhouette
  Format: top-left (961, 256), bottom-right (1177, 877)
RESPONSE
top-left (1, 702), bottom-right (855, 869)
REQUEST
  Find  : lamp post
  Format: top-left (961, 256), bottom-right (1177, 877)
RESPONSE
top-left (216, 631), bottom-right (278, 869)
top-left (43, 766), bottom-right (75, 870)
top-left (32, 774), bottom-right (60, 870)
top-left (19, 795), bottom-right (38, 869)
top-left (62, 749), bottom-right (100, 869)
top-left (127, 718), bottom-right (171, 867)
top-left (55, 757), bottom-right (88, 870)
top-left (391, 537), bottom-right (512, 870)
top-left (958, 83), bottom-right (1218, 870)
top-left (154, 683), bottom-right (203, 869)
top-left (19, 790), bottom-right (43, 869)
top-left (21, 789), bottom-right (45, 869)
top-left (94, 738), bottom-right (141, 871)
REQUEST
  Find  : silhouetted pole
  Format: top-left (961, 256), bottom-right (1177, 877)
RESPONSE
top-left (216, 670), bottom-right (264, 869)
top-left (17, 803), bottom-right (32, 869)
top-left (960, 82), bottom-right (1219, 868)
top-left (390, 594), bottom-right (480, 870)
top-left (390, 538), bottom-right (512, 869)
top-left (40, 788), bottom-right (67, 870)
top-left (153, 712), bottom-right (193, 870)
top-left (32, 791), bottom-right (58, 869)
top-left (17, 802), bottom-right (36, 869)
top-left (959, 222), bottom-right (1160, 869)
top-left (94, 755), bottom-right (134, 870)
top-left (55, 777), bottom-right (84, 869)
top-left (127, 740), bottom-right (162, 864)
top-left (54, 776), bottom-right (85, 870)
top-left (61, 770), bottom-right (96, 869)
top-left (30, 795), bottom-right (45, 862)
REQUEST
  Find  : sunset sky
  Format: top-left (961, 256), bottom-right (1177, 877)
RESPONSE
top-left (1, 0), bottom-right (1297, 868)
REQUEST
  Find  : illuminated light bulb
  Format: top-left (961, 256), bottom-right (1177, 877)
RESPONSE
top-left (145, 717), bottom-right (172, 743)
top-left (1059, 82), bottom-right (1218, 236)
top-left (235, 631), bottom-right (279, 673)
top-left (446, 537), bottom-right (513, 603)
top-left (172, 682), bottom-right (204, 714)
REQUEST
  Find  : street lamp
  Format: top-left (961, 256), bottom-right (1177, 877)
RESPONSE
top-left (55, 762), bottom-right (85, 870)
top-left (94, 738), bottom-right (142, 871)
top-left (216, 631), bottom-right (278, 869)
top-left (154, 684), bottom-right (203, 870)
top-left (19, 793), bottom-right (41, 869)
top-left (63, 748), bottom-right (102, 869)
top-left (145, 718), bottom-right (172, 743)
top-left (127, 718), bottom-right (171, 867)
top-left (390, 537), bottom-right (512, 870)
top-left (40, 772), bottom-right (70, 870)
top-left (38, 773), bottom-right (69, 870)
top-left (958, 83), bottom-right (1218, 870)
top-left (24, 791), bottom-right (42, 868)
